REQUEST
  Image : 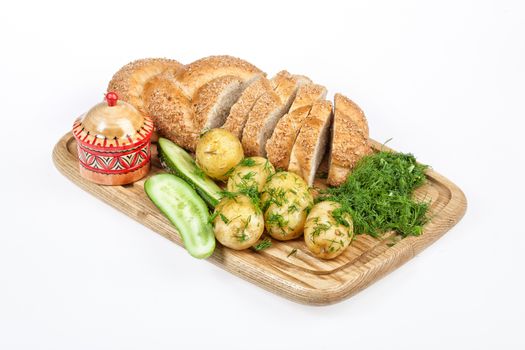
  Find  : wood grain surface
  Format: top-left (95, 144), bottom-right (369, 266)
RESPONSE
top-left (53, 132), bottom-right (467, 305)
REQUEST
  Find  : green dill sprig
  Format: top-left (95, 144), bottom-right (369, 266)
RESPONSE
top-left (192, 167), bottom-right (206, 179)
top-left (238, 158), bottom-right (257, 167)
top-left (218, 190), bottom-right (238, 200)
top-left (208, 211), bottom-right (218, 225)
top-left (266, 213), bottom-right (289, 235)
top-left (234, 233), bottom-right (248, 242)
top-left (240, 171), bottom-right (256, 181)
top-left (223, 167), bottom-right (236, 178)
top-left (220, 187), bottom-right (262, 214)
top-left (263, 159), bottom-right (273, 174)
top-left (261, 187), bottom-right (287, 211)
top-left (287, 201), bottom-right (299, 213)
top-left (224, 157), bottom-right (258, 179)
top-left (219, 213), bottom-right (230, 224)
top-left (233, 215), bottom-right (252, 242)
top-left (252, 237), bottom-right (272, 251)
top-left (287, 248), bottom-right (298, 258)
top-left (266, 213), bottom-right (288, 229)
top-left (311, 221), bottom-right (331, 239)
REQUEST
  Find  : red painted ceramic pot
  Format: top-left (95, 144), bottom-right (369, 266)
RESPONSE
top-left (72, 92), bottom-right (153, 185)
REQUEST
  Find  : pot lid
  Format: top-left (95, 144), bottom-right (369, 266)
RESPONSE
top-left (73, 92), bottom-right (153, 151)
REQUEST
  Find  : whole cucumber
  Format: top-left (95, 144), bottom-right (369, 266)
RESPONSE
top-left (145, 174), bottom-right (215, 259)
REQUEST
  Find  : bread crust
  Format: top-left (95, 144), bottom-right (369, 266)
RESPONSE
top-left (327, 93), bottom-right (372, 186)
top-left (107, 58), bottom-right (183, 115)
top-left (176, 55), bottom-right (264, 97)
top-left (222, 76), bottom-right (272, 138)
top-left (288, 100), bottom-right (333, 185)
top-left (265, 83), bottom-right (327, 169)
top-left (143, 72), bottom-right (199, 151)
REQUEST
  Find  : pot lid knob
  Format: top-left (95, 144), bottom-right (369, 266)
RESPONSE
top-left (105, 91), bottom-right (119, 106)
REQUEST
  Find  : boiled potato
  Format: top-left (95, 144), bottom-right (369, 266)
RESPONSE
top-left (196, 129), bottom-right (243, 181)
top-left (227, 157), bottom-right (275, 193)
top-left (261, 171), bottom-right (313, 241)
top-left (212, 194), bottom-right (264, 250)
top-left (304, 201), bottom-right (354, 259)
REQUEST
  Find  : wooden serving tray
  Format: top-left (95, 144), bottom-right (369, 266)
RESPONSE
top-left (53, 132), bottom-right (467, 305)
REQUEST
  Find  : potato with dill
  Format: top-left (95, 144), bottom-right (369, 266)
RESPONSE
top-left (261, 171), bottom-right (313, 241)
top-left (196, 128), bottom-right (244, 181)
top-left (211, 194), bottom-right (264, 250)
top-left (304, 201), bottom-right (354, 259)
top-left (227, 157), bottom-right (275, 193)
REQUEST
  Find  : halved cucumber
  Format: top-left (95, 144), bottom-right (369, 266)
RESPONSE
top-left (145, 174), bottom-right (215, 259)
top-left (158, 137), bottom-right (222, 207)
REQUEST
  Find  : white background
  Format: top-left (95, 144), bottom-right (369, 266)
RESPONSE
top-left (1, 0), bottom-right (524, 349)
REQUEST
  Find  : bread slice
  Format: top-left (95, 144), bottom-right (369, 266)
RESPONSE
top-left (176, 55), bottom-right (264, 97)
top-left (327, 93), bottom-right (372, 186)
top-left (289, 83), bottom-right (326, 111)
top-left (288, 100), bottom-right (333, 185)
top-left (265, 83), bottom-right (327, 169)
top-left (292, 74), bottom-right (313, 88)
top-left (270, 73), bottom-right (311, 90)
top-left (241, 71), bottom-right (305, 156)
top-left (143, 71), bottom-right (199, 151)
top-left (222, 76), bottom-right (272, 139)
top-left (192, 75), bottom-right (246, 132)
top-left (108, 58), bottom-right (184, 115)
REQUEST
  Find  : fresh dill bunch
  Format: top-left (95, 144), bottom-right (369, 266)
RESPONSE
top-left (319, 151), bottom-right (429, 237)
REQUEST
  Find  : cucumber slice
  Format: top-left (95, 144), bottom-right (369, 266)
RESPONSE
top-left (145, 174), bottom-right (216, 259)
top-left (158, 138), bottom-right (222, 207)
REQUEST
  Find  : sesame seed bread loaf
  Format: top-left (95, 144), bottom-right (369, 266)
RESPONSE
top-left (176, 55), bottom-right (264, 98)
top-left (327, 93), bottom-right (372, 186)
top-left (222, 76), bottom-right (273, 139)
top-left (122, 55), bottom-right (265, 152)
top-left (265, 83), bottom-right (327, 169)
top-left (288, 100), bottom-right (333, 185)
top-left (192, 75), bottom-right (247, 132)
top-left (107, 58), bottom-right (184, 115)
top-left (242, 71), bottom-right (309, 156)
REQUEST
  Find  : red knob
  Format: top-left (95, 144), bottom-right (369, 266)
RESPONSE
top-left (105, 92), bottom-right (119, 106)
